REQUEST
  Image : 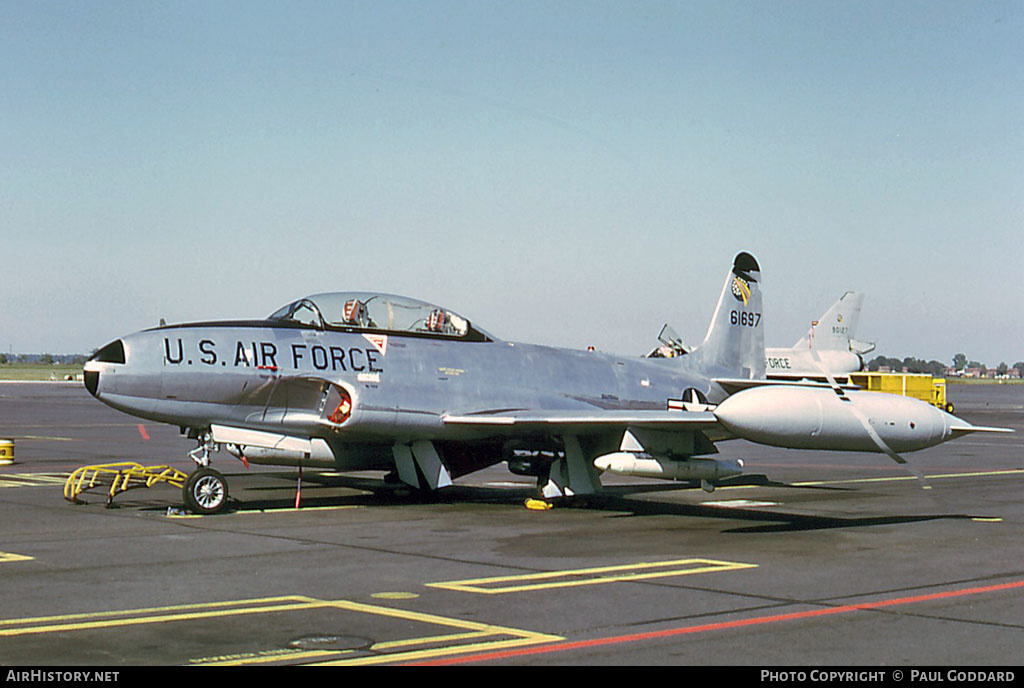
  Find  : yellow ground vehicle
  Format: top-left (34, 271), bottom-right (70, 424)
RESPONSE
top-left (848, 372), bottom-right (953, 413)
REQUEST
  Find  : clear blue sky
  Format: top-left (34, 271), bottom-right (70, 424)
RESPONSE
top-left (2, 1), bottom-right (1021, 365)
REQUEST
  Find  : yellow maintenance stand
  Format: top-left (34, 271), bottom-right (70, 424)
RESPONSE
top-left (64, 463), bottom-right (189, 508)
top-left (848, 372), bottom-right (953, 413)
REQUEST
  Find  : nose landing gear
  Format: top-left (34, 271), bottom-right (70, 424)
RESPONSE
top-left (183, 466), bottom-right (229, 515)
top-left (182, 430), bottom-right (232, 514)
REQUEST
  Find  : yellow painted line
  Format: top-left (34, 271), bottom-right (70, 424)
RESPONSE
top-left (13, 436), bottom-right (74, 442)
top-left (0, 551), bottom-right (33, 563)
top-left (0, 595), bottom-right (310, 629)
top-left (372, 630), bottom-right (495, 650)
top-left (168, 505), bottom-right (362, 519)
top-left (15, 474), bottom-right (71, 485)
top-left (701, 499), bottom-right (779, 508)
top-left (315, 636), bottom-right (562, 666)
top-left (0, 596), bottom-right (317, 630)
top-left (793, 468), bottom-right (1024, 488)
top-left (321, 597), bottom-right (556, 635)
top-left (371, 592), bottom-right (419, 600)
top-left (190, 618), bottom-right (514, 666)
top-left (308, 599), bottom-right (562, 666)
top-left (426, 558), bottom-right (757, 595)
top-left (0, 473), bottom-right (71, 488)
top-left (238, 505), bottom-right (361, 515)
top-left (685, 467), bottom-right (1024, 493)
top-left (0, 594), bottom-right (562, 667)
top-left (193, 649), bottom-right (351, 666)
top-left (0, 480), bottom-right (42, 489)
top-left (0, 599), bottom-right (326, 637)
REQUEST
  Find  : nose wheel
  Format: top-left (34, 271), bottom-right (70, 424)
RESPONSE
top-left (183, 467), bottom-right (229, 514)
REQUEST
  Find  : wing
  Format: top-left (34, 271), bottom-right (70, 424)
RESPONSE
top-left (442, 409), bottom-right (720, 431)
top-left (443, 407), bottom-right (732, 500)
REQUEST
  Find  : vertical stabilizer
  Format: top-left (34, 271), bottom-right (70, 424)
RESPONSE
top-left (795, 291), bottom-right (864, 351)
top-left (692, 252), bottom-right (765, 379)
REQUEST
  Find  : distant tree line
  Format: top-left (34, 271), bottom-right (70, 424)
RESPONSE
top-left (950, 352), bottom-right (1024, 377)
top-left (0, 353), bottom-right (88, 365)
top-left (868, 353), bottom-right (1024, 378)
top-left (867, 356), bottom-right (948, 376)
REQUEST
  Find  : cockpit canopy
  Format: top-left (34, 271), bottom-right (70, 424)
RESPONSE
top-left (268, 292), bottom-right (492, 341)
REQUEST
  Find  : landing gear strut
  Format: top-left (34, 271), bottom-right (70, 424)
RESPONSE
top-left (187, 430), bottom-right (215, 467)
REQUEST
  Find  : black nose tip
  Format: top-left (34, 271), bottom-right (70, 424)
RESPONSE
top-left (84, 370), bottom-right (100, 397)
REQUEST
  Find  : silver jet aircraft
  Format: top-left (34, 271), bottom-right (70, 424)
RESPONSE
top-left (83, 253), bottom-right (1007, 514)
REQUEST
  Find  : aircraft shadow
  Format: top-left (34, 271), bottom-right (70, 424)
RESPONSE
top-left (213, 471), bottom-right (976, 534)
top-left (589, 494), bottom-right (974, 534)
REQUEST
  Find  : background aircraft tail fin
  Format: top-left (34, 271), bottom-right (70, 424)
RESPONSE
top-left (691, 252), bottom-right (765, 379)
top-left (794, 291), bottom-right (865, 352)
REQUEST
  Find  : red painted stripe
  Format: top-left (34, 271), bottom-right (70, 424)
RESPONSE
top-left (412, 579), bottom-right (1024, 665)
top-left (137, 424), bottom-right (150, 441)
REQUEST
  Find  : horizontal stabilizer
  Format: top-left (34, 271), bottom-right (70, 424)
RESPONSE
top-left (713, 377), bottom-right (858, 395)
top-left (850, 338), bottom-right (876, 355)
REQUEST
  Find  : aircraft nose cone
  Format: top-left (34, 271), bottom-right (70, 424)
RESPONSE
top-left (83, 339), bottom-right (126, 399)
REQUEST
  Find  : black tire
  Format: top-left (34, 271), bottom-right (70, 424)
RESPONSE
top-left (183, 467), bottom-right (229, 514)
top-left (945, 402), bottom-right (955, 413)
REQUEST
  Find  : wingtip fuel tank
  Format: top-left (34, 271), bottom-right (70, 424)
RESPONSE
top-left (714, 385), bottom-right (1000, 454)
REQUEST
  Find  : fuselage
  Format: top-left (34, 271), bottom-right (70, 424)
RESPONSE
top-left (85, 320), bottom-right (714, 444)
top-left (764, 347), bottom-right (863, 379)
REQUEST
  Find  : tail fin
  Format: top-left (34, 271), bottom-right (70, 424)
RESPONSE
top-left (692, 252), bottom-right (765, 379)
top-left (795, 291), bottom-right (871, 352)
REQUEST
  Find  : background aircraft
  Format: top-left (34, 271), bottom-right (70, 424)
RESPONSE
top-left (765, 291), bottom-right (876, 381)
top-left (83, 253), bottom-right (1007, 514)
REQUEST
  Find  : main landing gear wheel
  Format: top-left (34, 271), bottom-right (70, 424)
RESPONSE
top-left (183, 467), bottom-right (229, 515)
